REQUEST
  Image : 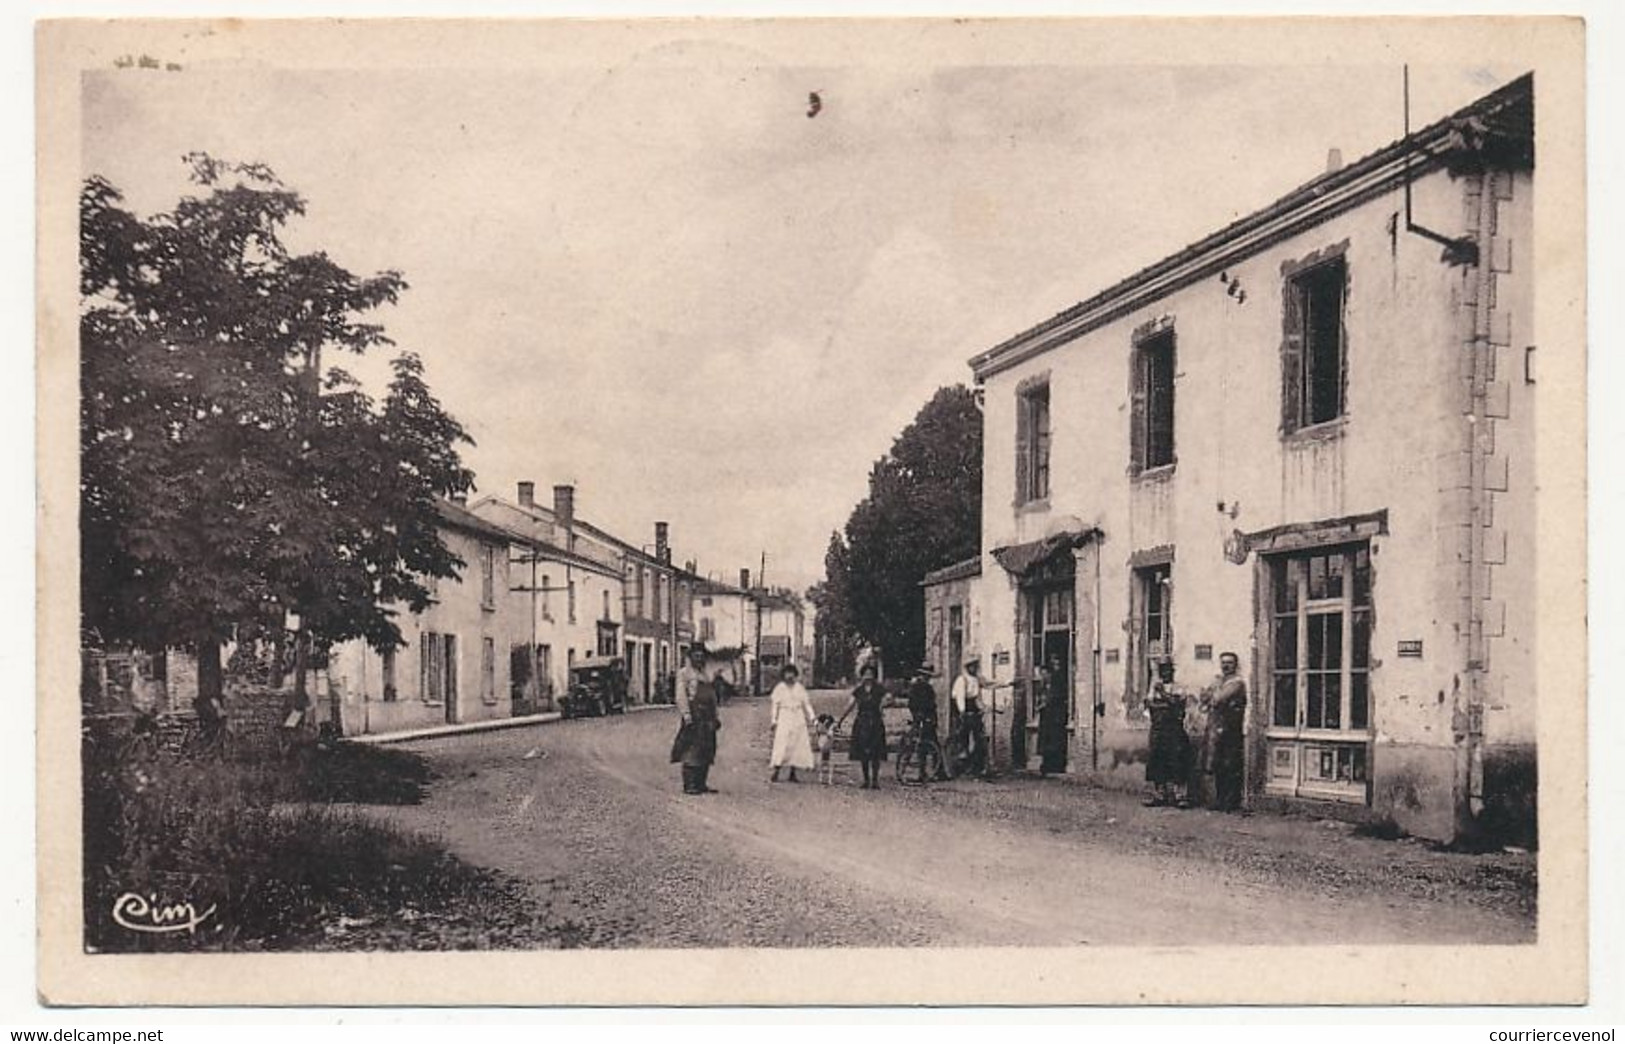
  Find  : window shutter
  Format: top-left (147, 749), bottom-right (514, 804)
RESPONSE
top-left (1281, 280), bottom-right (1305, 434)
top-left (1130, 347), bottom-right (1148, 472)
top-left (1336, 270), bottom-right (1349, 420)
top-left (1015, 392), bottom-right (1032, 501)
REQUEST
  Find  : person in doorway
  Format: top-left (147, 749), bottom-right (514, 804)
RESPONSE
top-left (950, 654), bottom-right (989, 779)
top-left (1207, 652), bottom-right (1249, 811)
top-left (837, 663), bottom-right (889, 789)
top-left (1036, 653), bottom-right (1070, 776)
top-left (768, 664), bottom-right (816, 783)
top-left (1144, 659), bottom-right (1192, 807)
top-left (672, 644), bottom-right (722, 795)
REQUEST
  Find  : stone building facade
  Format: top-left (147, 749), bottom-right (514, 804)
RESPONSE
top-left (328, 500), bottom-right (524, 735)
top-left (966, 75), bottom-right (1534, 843)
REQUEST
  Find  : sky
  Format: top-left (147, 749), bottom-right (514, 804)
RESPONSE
top-left (79, 33), bottom-right (1524, 595)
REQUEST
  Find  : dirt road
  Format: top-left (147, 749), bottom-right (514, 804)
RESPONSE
top-left (378, 693), bottom-right (1535, 948)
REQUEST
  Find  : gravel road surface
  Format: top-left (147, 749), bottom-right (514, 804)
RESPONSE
top-left (375, 692), bottom-right (1535, 948)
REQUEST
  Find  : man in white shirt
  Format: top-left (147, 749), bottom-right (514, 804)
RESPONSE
top-left (950, 655), bottom-right (988, 778)
top-left (951, 656), bottom-right (983, 715)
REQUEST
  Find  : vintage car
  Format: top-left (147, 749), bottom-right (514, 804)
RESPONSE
top-left (559, 655), bottom-right (628, 719)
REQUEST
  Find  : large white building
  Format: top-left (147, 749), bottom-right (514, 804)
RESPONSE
top-left (966, 74), bottom-right (1534, 843)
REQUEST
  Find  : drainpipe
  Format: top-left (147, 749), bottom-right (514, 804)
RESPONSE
top-left (1459, 174), bottom-right (1498, 830)
top-left (1092, 544), bottom-right (1102, 771)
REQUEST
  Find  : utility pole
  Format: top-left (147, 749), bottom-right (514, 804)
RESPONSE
top-left (754, 551), bottom-right (766, 697)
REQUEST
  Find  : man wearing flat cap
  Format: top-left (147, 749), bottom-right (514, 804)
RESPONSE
top-left (951, 653), bottom-right (989, 778)
top-left (671, 643), bottom-right (721, 795)
top-left (906, 665), bottom-right (943, 775)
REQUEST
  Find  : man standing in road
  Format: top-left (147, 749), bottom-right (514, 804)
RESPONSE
top-left (951, 654), bottom-right (988, 778)
top-left (1207, 651), bottom-right (1248, 811)
top-left (906, 666), bottom-right (946, 779)
top-left (672, 644), bottom-right (721, 795)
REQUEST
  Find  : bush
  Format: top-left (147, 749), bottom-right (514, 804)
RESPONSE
top-left (82, 718), bottom-right (562, 952)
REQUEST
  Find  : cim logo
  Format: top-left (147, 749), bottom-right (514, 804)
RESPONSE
top-left (111, 891), bottom-right (217, 935)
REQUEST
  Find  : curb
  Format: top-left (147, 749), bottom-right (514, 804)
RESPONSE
top-left (347, 712), bottom-right (563, 745)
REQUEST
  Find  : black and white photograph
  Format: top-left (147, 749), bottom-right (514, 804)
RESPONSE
top-left (34, 16), bottom-right (1588, 1007)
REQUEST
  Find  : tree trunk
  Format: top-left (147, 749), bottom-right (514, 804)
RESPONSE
top-left (196, 638), bottom-right (223, 704)
top-left (292, 630), bottom-right (310, 708)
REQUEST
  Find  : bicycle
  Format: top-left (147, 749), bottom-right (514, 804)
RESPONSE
top-left (894, 717), bottom-right (952, 785)
top-left (943, 707), bottom-right (988, 780)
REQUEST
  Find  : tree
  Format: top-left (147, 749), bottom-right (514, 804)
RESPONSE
top-left (80, 156), bottom-right (472, 706)
top-left (824, 385), bottom-right (982, 675)
top-left (807, 532), bottom-right (858, 684)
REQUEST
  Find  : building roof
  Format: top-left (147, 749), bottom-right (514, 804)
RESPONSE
top-left (435, 499), bottom-right (523, 545)
top-left (694, 578), bottom-right (748, 597)
top-left (752, 589), bottom-right (805, 613)
top-left (458, 499), bottom-right (623, 578)
top-left (969, 73), bottom-right (1534, 382)
top-left (921, 555), bottom-right (983, 587)
top-left (469, 494), bottom-right (677, 571)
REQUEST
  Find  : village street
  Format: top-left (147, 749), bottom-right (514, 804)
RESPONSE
top-left (372, 694), bottom-right (1536, 949)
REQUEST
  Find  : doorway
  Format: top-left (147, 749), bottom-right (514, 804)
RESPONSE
top-left (1018, 550), bottom-right (1076, 771)
top-left (1262, 543), bottom-right (1374, 804)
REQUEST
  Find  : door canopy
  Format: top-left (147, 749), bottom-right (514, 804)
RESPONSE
top-left (990, 527), bottom-right (1099, 580)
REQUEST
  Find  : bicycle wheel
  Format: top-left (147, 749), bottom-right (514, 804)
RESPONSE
top-left (894, 733), bottom-right (918, 785)
top-left (917, 739), bottom-right (944, 784)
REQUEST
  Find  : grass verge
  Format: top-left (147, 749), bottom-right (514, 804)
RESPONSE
top-left (83, 718), bottom-right (583, 952)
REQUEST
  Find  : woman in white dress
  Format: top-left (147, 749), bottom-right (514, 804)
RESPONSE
top-left (768, 664), bottom-right (816, 783)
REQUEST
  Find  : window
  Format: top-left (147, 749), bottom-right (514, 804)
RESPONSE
top-left (480, 544), bottom-right (497, 609)
top-left (701, 596), bottom-right (714, 608)
top-left (657, 575), bottom-right (668, 623)
top-left (420, 632), bottom-right (457, 703)
top-left (602, 589), bottom-right (612, 621)
top-left (481, 637), bottom-right (496, 704)
top-left (540, 573), bottom-right (553, 620)
top-left (509, 642), bottom-right (531, 700)
top-left (596, 622), bottom-right (618, 657)
top-left (1130, 563), bottom-right (1172, 719)
top-left (567, 578), bottom-right (577, 624)
top-left (700, 617), bottom-right (715, 642)
top-left (1267, 544), bottom-right (1372, 802)
top-left (381, 647), bottom-right (398, 701)
top-left (1132, 330), bottom-right (1176, 472)
top-left (1015, 381), bottom-right (1051, 504)
top-left (636, 567), bottom-right (648, 619)
top-left (948, 605), bottom-right (965, 682)
top-left (1283, 256), bottom-right (1348, 432)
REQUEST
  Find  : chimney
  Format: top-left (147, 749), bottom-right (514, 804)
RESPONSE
top-left (654, 522), bottom-right (670, 565)
top-left (740, 568), bottom-right (751, 591)
top-left (517, 481), bottom-right (535, 508)
top-left (553, 484), bottom-right (575, 531)
top-left (685, 559), bottom-right (697, 574)
top-left (1326, 147), bottom-right (1343, 174)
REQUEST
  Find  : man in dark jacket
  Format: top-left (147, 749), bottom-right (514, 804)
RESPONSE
top-left (1208, 652), bottom-right (1248, 811)
top-left (672, 645), bottom-right (721, 794)
top-left (906, 666), bottom-right (946, 778)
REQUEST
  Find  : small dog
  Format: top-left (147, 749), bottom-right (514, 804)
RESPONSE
top-left (814, 714), bottom-right (838, 785)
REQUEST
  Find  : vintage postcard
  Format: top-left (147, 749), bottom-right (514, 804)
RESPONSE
top-left (36, 17), bottom-right (1587, 1006)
